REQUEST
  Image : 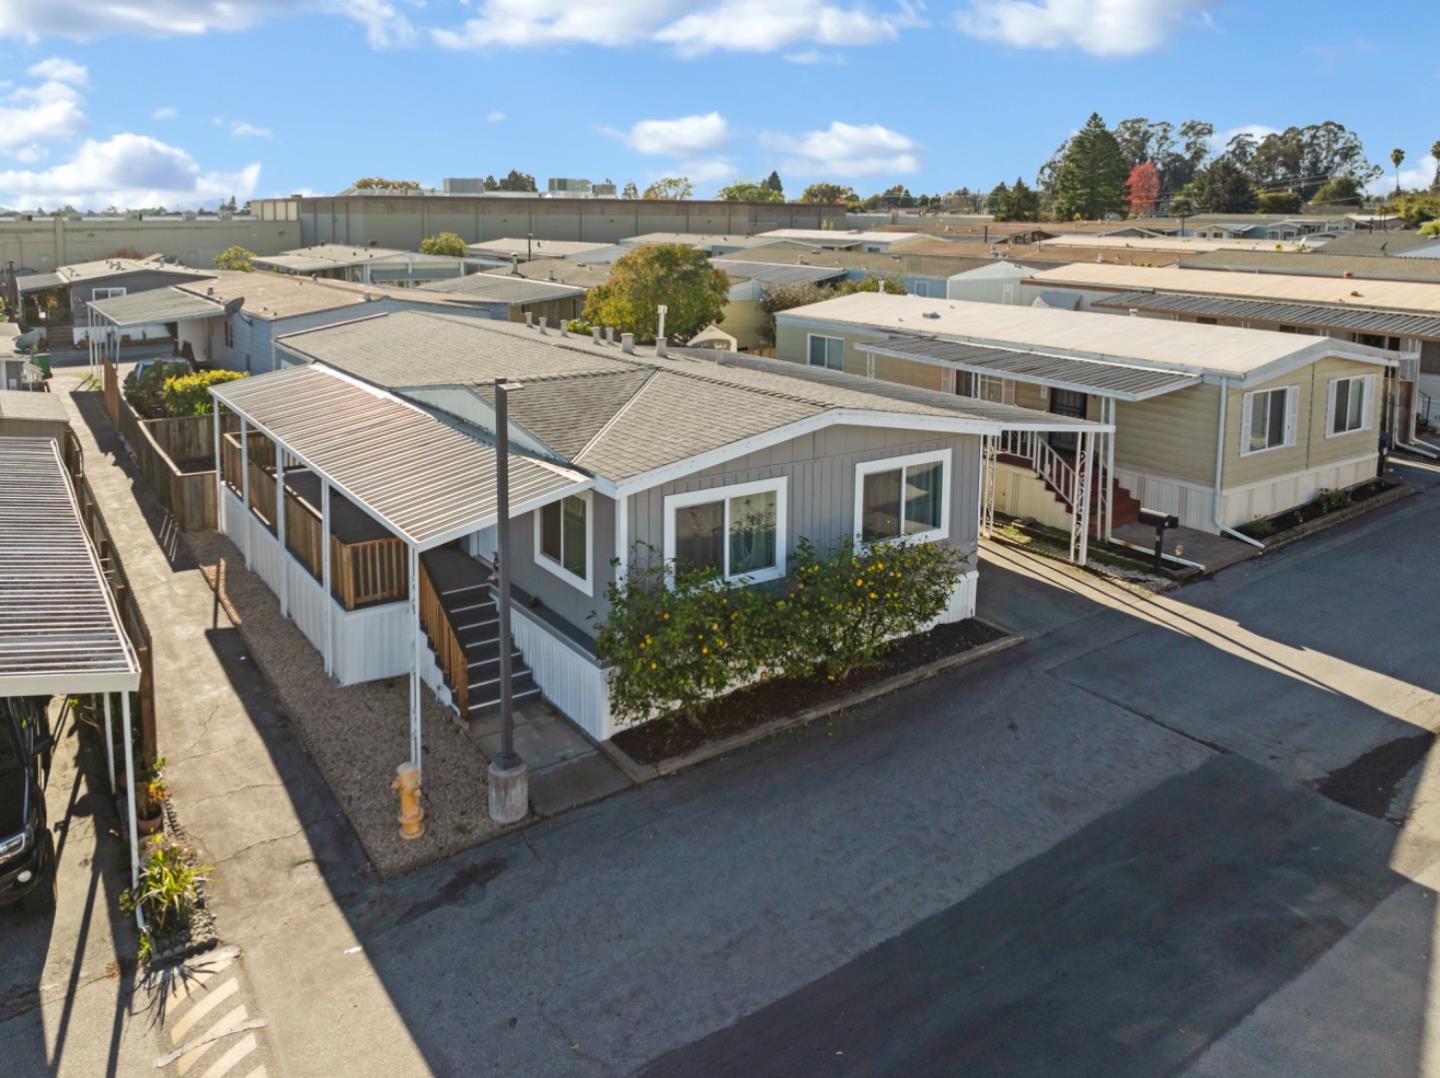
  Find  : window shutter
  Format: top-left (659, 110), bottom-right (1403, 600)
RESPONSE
top-left (1284, 386), bottom-right (1299, 447)
top-left (1240, 392), bottom-right (1254, 455)
top-left (1324, 378), bottom-right (1337, 436)
top-left (1362, 374), bottom-right (1377, 431)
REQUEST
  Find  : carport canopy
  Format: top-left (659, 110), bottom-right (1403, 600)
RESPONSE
top-left (88, 286), bottom-right (224, 329)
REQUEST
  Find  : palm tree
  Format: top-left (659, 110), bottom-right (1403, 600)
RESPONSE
top-left (1432, 140), bottom-right (1440, 192)
top-left (1391, 148), bottom-right (1406, 195)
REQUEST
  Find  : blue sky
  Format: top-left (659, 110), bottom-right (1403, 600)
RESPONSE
top-left (0, 0), bottom-right (1435, 210)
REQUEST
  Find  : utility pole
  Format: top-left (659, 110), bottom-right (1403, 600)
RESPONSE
top-left (488, 377), bottom-right (528, 824)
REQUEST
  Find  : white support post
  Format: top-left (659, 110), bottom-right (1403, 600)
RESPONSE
top-left (121, 693), bottom-right (140, 896)
top-left (614, 493), bottom-right (629, 586)
top-left (275, 442), bottom-right (288, 618)
top-left (1076, 431), bottom-right (1093, 567)
top-left (321, 480), bottom-right (332, 677)
top-left (212, 404), bottom-right (225, 534)
top-left (1105, 399), bottom-right (1117, 541)
top-left (239, 416), bottom-right (252, 567)
top-left (102, 693), bottom-right (115, 794)
top-left (408, 544), bottom-right (422, 769)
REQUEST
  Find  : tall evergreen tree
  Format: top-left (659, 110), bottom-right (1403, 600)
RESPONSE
top-left (1190, 158), bottom-right (1257, 213)
top-left (1053, 113), bottom-right (1129, 220)
top-left (763, 170), bottom-right (783, 195)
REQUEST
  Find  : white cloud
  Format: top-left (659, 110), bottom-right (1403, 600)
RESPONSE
top-left (0, 1), bottom-right (416, 49)
top-left (0, 133), bottom-right (261, 211)
top-left (761, 120), bottom-right (920, 177)
top-left (955, 0), bottom-right (1213, 57)
top-left (154, 105), bottom-right (178, 120)
top-left (0, 71), bottom-right (86, 154)
top-left (486, 110), bottom-right (506, 123)
top-left (433, 0), bottom-right (920, 55)
top-left (26, 57), bottom-right (86, 84)
top-left (230, 121), bottom-right (274, 139)
top-left (614, 112), bottom-right (730, 157)
top-left (1212, 123), bottom-right (1278, 153)
top-left (13, 144), bottom-right (47, 164)
top-left (1367, 154), bottom-right (1439, 196)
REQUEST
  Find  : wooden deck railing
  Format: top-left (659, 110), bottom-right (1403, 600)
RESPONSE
top-left (248, 459), bottom-right (276, 529)
top-left (419, 557), bottom-right (468, 714)
top-left (332, 536), bottom-right (408, 609)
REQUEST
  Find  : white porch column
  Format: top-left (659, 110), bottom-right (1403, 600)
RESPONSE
top-left (121, 693), bottom-right (140, 898)
top-left (614, 493), bottom-right (629, 586)
top-left (408, 544), bottom-right (422, 769)
top-left (275, 442), bottom-right (288, 618)
top-left (102, 693), bottom-right (115, 793)
top-left (321, 480), bottom-right (333, 677)
top-left (1105, 399), bottom-right (1117, 541)
top-left (239, 416), bottom-right (252, 567)
top-left (1076, 431), bottom-right (1093, 567)
top-left (212, 404), bottom-right (225, 534)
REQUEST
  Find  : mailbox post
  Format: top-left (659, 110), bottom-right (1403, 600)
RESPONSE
top-left (1137, 507), bottom-right (1179, 571)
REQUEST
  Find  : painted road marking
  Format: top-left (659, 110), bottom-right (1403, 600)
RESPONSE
top-left (170, 978), bottom-right (238, 1044)
top-left (198, 1033), bottom-right (258, 1078)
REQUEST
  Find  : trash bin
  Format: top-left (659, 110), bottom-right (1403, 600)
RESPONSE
top-left (32, 353), bottom-right (51, 378)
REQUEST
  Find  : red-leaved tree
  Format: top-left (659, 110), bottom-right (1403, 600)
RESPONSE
top-left (1126, 161), bottom-right (1160, 217)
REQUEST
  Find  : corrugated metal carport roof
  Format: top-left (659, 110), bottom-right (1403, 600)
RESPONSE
top-left (1096, 290), bottom-right (1440, 339)
top-left (712, 260), bottom-right (849, 286)
top-left (0, 438), bottom-right (140, 694)
top-left (17, 272), bottom-right (65, 293)
top-left (89, 287), bottom-right (224, 327)
top-left (857, 334), bottom-right (1200, 400)
top-left (211, 365), bottom-right (591, 549)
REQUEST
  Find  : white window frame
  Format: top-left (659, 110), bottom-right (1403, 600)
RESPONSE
top-left (806, 333), bottom-right (844, 372)
top-left (1239, 384), bottom-right (1299, 457)
top-left (92, 286), bottom-right (126, 301)
top-left (1325, 373), bottom-right (1375, 438)
top-left (663, 477), bottom-right (788, 586)
top-left (533, 491), bottom-right (594, 595)
top-left (853, 448), bottom-right (952, 548)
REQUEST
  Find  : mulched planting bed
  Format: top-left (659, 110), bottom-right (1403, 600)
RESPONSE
top-left (612, 618), bottom-right (1006, 765)
top-left (1239, 477), bottom-right (1400, 539)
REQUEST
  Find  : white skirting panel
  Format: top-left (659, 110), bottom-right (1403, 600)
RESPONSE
top-left (509, 604), bottom-right (613, 742)
top-left (1114, 468), bottom-right (1218, 533)
top-left (931, 569), bottom-right (979, 627)
top-left (993, 463), bottom-right (1073, 532)
top-left (1220, 453), bottom-right (1378, 528)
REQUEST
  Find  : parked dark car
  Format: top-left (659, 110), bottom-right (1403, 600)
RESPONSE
top-left (0, 698), bottom-right (56, 910)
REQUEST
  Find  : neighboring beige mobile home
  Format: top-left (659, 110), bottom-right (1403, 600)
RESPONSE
top-left (774, 292), bottom-right (1395, 538)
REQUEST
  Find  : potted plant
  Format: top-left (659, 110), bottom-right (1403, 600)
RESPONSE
top-left (136, 757), bottom-right (167, 835)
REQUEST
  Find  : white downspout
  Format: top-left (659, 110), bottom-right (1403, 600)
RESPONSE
top-left (1214, 380), bottom-right (1265, 550)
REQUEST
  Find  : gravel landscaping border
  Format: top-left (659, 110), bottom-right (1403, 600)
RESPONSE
top-left (146, 799), bottom-right (219, 966)
top-left (183, 530), bottom-right (505, 880)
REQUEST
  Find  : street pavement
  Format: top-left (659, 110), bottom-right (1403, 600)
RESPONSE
top-left (5, 360), bottom-right (1440, 1077)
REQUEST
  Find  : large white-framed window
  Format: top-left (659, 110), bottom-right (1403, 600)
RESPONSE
top-left (1326, 374), bottom-right (1375, 437)
top-left (854, 449), bottom-right (951, 546)
top-left (92, 286), bottom-right (126, 301)
top-left (807, 333), bottom-right (844, 372)
top-left (663, 477), bottom-right (787, 585)
top-left (534, 491), bottom-right (593, 595)
top-left (1240, 385), bottom-right (1298, 456)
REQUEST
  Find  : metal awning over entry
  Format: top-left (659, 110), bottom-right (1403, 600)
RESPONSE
top-left (211, 364), bottom-right (591, 550)
top-left (1096, 290), bottom-right (1440, 340)
top-left (88, 287), bottom-right (223, 328)
top-left (0, 438), bottom-right (140, 695)
top-left (857, 334), bottom-right (1201, 401)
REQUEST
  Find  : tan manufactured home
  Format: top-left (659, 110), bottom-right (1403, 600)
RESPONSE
top-left (773, 293), bottom-right (1394, 538)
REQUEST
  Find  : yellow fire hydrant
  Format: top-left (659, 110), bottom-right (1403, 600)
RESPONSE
top-left (393, 762), bottom-right (424, 840)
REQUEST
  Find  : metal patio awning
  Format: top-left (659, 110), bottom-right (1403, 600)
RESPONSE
top-left (88, 287), bottom-right (224, 328)
top-left (857, 334), bottom-right (1201, 401)
top-left (0, 438), bottom-right (141, 695)
top-left (17, 272), bottom-right (65, 293)
top-left (1096, 290), bottom-right (1440, 340)
top-left (211, 364), bottom-right (592, 551)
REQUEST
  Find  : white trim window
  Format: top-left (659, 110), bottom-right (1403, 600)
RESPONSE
top-left (534, 491), bottom-right (592, 594)
top-left (1326, 374), bottom-right (1375, 437)
top-left (854, 449), bottom-right (951, 546)
top-left (807, 333), bottom-right (844, 372)
top-left (1240, 385), bottom-right (1298, 456)
top-left (92, 286), bottom-right (126, 301)
top-left (664, 478), bottom-right (787, 585)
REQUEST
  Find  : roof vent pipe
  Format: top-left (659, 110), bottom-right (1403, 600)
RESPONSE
top-left (538, 316), bottom-right (548, 334)
top-left (525, 311), bottom-right (533, 328)
top-left (605, 326), bottom-right (615, 346)
top-left (656, 335), bottom-right (668, 358)
top-left (560, 322), bottom-right (569, 337)
top-left (592, 327), bottom-right (602, 345)
top-left (621, 332), bottom-right (635, 354)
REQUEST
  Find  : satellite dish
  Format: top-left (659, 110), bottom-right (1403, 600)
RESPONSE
top-left (223, 297), bottom-right (245, 316)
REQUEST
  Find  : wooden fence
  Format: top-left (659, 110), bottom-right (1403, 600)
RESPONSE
top-left (102, 356), bottom-right (119, 425)
top-left (116, 397), bottom-right (217, 532)
top-left (71, 474), bottom-right (158, 770)
top-left (420, 558), bottom-right (468, 713)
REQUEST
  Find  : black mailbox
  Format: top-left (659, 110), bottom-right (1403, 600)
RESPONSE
top-left (1137, 508), bottom-right (1179, 570)
top-left (1137, 508), bottom-right (1178, 530)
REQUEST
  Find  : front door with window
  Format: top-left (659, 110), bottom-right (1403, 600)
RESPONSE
top-left (1048, 389), bottom-right (1087, 454)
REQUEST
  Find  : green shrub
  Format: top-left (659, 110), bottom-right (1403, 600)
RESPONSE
top-left (1312, 487), bottom-right (1352, 515)
top-left (122, 360), bottom-right (191, 417)
top-left (120, 838), bottom-right (210, 934)
top-left (162, 370), bottom-right (247, 416)
top-left (594, 537), bottom-right (964, 725)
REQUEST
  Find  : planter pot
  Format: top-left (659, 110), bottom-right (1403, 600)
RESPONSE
top-left (137, 809), bottom-right (164, 835)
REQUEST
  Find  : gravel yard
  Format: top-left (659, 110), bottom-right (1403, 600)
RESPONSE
top-left (184, 529), bottom-right (505, 878)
